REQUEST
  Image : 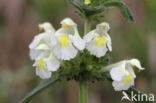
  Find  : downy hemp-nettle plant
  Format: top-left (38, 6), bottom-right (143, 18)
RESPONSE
top-left (22, 0), bottom-right (152, 103)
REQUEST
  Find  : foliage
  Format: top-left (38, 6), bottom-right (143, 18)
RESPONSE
top-left (21, 50), bottom-right (110, 103)
top-left (21, 74), bottom-right (60, 103)
top-left (21, 0), bottom-right (153, 103)
top-left (56, 50), bottom-right (110, 81)
top-left (68, 0), bottom-right (134, 22)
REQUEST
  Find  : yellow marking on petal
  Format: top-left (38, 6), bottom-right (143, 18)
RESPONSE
top-left (61, 24), bottom-right (70, 28)
top-left (94, 36), bottom-right (106, 47)
top-left (37, 40), bottom-right (45, 47)
top-left (58, 35), bottom-right (69, 48)
top-left (39, 27), bottom-right (44, 32)
top-left (39, 40), bottom-right (45, 45)
top-left (103, 25), bottom-right (107, 30)
top-left (131, 64), bottom-right (135, 69)
top-left (84, 0), bottom-right (91, 5)
top-left (123, 72), bottom-right (132, 84)
top-left (38, 58), bottom-right (45, 70)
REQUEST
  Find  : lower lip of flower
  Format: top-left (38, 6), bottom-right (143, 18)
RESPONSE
top-left (59, 34), bottom-right (70, 48)
top-left (38, 58), bottom-right (45, 70)
top-left (94, 36), bottom-right (106, 47)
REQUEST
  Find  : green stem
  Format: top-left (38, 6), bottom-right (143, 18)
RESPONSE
top-left (79, 19), bottom-right (91, 103)
top-left (84, 19), bottom-right (91, 34)
top-left (79, 81), bottom-right (88, 103)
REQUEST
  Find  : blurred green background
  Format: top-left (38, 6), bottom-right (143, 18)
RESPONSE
top-left (0, 0), bottom-right (156, 103)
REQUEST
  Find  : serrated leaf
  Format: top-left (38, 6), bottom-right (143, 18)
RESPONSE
top-left (103, 1), bottom-right (134, 22)
top-left (125, 87), bottom-right (154, 103)
top-left (21, 74), bottom-right (60, 103)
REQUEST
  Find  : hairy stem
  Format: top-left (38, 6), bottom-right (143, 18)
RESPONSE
top-left (79, 81), bottom-right (88, 103)
top-left (84, 19), bottom-right (91, 34)
top-left (79, 19), bottom-right (91, 103)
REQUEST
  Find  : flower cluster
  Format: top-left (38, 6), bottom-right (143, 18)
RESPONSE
top-left (29, 17), bottom-right (144, 92)
top-left (29, 18), bottom-right (111, 79)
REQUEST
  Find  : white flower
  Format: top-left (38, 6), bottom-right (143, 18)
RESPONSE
top-left (29, 22), bottom-right (60, 79)
top-left (84, 22), bottom-right (112, 58)
top-left (29, 22), bottom-right (56, 60)
top-left (33, 51), bottom-right (60, 79)
top-left (33, 54), bottom-right (51, 79)
top-left (103, 59), bottom-right (144, 91)
top-left (53, 18), bottom-right (85, 60)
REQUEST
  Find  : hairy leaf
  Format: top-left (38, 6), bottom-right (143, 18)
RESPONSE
top-left (103, 1), bottom-right (134, 22)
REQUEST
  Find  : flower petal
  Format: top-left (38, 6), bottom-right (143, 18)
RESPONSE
top-left (86, 40), bottom-right (108, 57)
top-left (104, 32), bottom-right (112, 51)
top-left (61, 18), bottom-right (76, 26)
top-left (35, 67), bottom-right (51, 79)
top-left (39, 22), bottom-right (56, 33)
top-left (70, 35), bottom-right (85, 50)
top-left (55, 28), bottom-right (72, 36)
top-left (125, 64), bottom-right (136, 78)
top-left (29, 49), bottom-right (42, 60)
top-left (83, 30), bottom-right (97, 43)
top-left (110, 65), bottom-right (127, 81)
top-left (46, 53), bottom-right (60, 71)
top-left (112, 79), bottom-right (134, 91)
top-left (29, 33), bottom-right (45, 49)
top-left (129, 59), bottom-right (145, 70)
top-left (96, 22), bottom-right (110, 32)
top-left (53, 43), bottom-right (78, 60)
top-left (36, 43), bottom-right (49, 50)
top-left (47, 58), bottom-right (60, 71)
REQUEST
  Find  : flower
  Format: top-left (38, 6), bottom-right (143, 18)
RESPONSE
top-left (84, 0), bottom-right (91, 5)
top-left (84, 22), bottom-right (112, 57)
top-left (103, 59), bottom-right (144, 91)
top-left (53, 18), bottom-right (85, 60)
top-left (33, 53), bottom-right (51, 79)
top-left (32, 51), bottom-right (60, 79)
top-left (29, 22), bottom-right (60, 79)
top-left (29, 22), bottom-right (56, 60)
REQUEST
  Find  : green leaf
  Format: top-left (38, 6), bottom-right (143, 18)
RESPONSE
top-left (125, 87), bottom-right (154, 103)
top-left (21, 74), bottom-right (60, 103)
top-left (68, 0), bottom-right (83, 12)
top-left (103, 1), bottom-right (134, 22)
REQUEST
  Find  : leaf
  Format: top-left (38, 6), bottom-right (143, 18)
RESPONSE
top-left (103, 1), bottom-right (134, 22)
top-left (68, 0), bottom-right (83, 12)
top-left (125, 87), bottom-right (154, 103)
top-left (21, 74), bottom-right (60, 103)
